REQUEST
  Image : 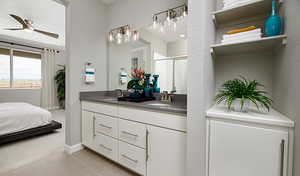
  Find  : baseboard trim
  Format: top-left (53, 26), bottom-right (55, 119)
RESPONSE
top-left (64, 143), bottom-right (83, 154)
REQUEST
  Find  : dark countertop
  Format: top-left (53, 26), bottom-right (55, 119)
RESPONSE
top-left (80, 91), bottom-right (187, 115)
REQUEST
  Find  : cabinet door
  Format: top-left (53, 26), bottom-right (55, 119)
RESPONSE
top-left (208, 120), bottom-right (289, 176)
top-left (147, 126), bottom-right (186, 176)
top-left (82, 110), bottom-right (95, 148)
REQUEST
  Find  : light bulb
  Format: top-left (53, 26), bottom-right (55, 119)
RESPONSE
top-left (153, 15), bottom-right (158, 29)
top-left (108, 32), bottom-right (114, 42)
top-left (133, 31), bottom-right (139, 41)
top-left (167, 10), bottom-right (171, 21)
top-left (125, 26), bottom-right (131, 37)
top-left (117, 38), bottom-right (122, 44)
top-left (173, 21), bottom-right (177, 31)
top-left (160, 25), bottom-right (164, 33)
top-left (116, 30), bottom-right (122, 39)
top-left (183, 6), bottom-right (188, 17)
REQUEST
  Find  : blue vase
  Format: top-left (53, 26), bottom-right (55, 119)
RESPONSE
top-left (265, 0), bottom-right (282, 37)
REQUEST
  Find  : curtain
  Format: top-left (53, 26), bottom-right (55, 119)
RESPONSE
top-left (41, 49), bottom-right (57, 110)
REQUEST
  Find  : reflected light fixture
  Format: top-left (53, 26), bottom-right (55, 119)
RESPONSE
top-left (108, 25), bottom-right (139, 44)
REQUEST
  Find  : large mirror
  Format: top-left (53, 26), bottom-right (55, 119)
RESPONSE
top-left (108, 17), bottom-right (187, 94)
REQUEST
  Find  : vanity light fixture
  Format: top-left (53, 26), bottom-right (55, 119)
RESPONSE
top-left (108, 25), bottom-right (139, 44)
top-left (152, 4), bottom-right (188, 33)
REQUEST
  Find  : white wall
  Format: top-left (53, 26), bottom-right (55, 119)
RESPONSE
top-left (187, 0), bottom-right (215, 176)
top-left (215, 52), bottom-right (274, 96)
top-left (65, 0), bottom-right (108, 146)
top-left (272, 0), bottom-right (300, 175)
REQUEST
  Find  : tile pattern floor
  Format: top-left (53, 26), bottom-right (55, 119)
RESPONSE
top-left (0, 110), bottom-right (138, 176)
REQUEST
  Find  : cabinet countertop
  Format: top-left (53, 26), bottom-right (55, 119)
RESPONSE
top-left (206, 105), bottom-right (294, 128)
top-left (80, 94), bottom-right (187, 116)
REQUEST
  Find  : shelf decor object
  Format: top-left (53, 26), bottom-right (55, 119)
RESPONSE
top-left (215, 77), bottom-right (272, 112)
top-left (265, 0), bottom-right (282, 37)
top-left (212, 0), bottom-right (283, 26)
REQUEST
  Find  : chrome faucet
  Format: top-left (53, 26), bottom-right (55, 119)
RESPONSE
top-left (115, 89), bottom-right (124, 97)
top-left (161, 91), bottom-right (173, 103)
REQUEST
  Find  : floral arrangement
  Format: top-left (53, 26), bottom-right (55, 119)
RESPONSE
top-left (127, 68), bottom-right (146, 90)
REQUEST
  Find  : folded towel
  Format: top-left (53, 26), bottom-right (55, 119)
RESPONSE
top-left (223, 0), bottom-right (255, 9)
top-left (221, 36), bottom-right (262, 44)
top-left (226, 26), bottom-right (257, 34)
top-left (223, 29), bottom-right (262, 39)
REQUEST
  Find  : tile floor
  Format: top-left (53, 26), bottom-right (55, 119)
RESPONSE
top-left (0, 110), bottom-right (138, 176)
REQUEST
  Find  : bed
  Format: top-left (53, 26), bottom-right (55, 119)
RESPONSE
top-left (0, 103), bottom-right (62, 145)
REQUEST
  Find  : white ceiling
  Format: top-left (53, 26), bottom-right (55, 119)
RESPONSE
top-left (145, 17), bottom-right (187, 43)
top-left (0, 0), bottom-right (65, 49)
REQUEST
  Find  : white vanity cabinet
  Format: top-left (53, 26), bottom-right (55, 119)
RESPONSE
top-left (81, 110), bottom-right (95, 149)
top-left (81, 101), bottom-right (187, 176)
top-left (147, 125), bottom-right (186, 176)
top-left (206, 105), bottom-right (294, 176)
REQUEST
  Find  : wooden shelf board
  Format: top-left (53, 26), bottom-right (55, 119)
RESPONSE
top-left (213, 0), bottom-right (276, 26)
top-left (211, 35), bottom-right (287, 56)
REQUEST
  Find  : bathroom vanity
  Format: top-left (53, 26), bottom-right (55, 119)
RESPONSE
top-left (80, 92), bottom-right (187, 176)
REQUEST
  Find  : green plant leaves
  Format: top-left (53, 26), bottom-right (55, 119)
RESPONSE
top-left (215, 76), bottom-right (272, 111)
top-left (54, 65), bottom-right (65, 108)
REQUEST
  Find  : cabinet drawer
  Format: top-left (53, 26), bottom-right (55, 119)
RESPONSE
top-left (118, 106), bottom-right (187, 132)
top-left (82, 101), bottom-right (117, 117)
top-left (119, 119), bottom-right (146, 148)
top-left (118, 141), bottom-right (146, 175)
top-left (94, 133), bottom-right (118, 162)
top-left (95, 113), bottom-right (118, 138)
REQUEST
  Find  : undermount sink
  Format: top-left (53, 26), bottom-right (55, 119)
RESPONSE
top-left (147, 103), bottom-right (172, 107)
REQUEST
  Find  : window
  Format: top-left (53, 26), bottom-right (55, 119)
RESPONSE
top-left (0, 48), bottom-right (41, 88)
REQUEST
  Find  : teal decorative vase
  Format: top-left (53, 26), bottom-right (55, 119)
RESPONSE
top-left (152, 75), bottom-right (160, 93)
top-left (144, 74), bottom-right (153, 97)
top-left (130, 78), bottom-right (142, 99)
top-left (265, 0), bottom-right (282, 37)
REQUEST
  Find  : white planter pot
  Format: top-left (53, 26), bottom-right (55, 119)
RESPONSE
top-left (232, 98), bottom-right (250, 112)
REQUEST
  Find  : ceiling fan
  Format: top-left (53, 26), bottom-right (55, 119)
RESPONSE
top-left (4, 14), bottom-right (59, 39)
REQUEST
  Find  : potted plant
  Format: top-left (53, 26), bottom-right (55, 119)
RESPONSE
top-left (54, 65), bottom-right (65, 109)
top-left (215, 77), bottom-right (272, 112)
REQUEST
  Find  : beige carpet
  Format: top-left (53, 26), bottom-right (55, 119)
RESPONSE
top-left (0, 110), bottom-right (137, 176)
top-left (0, 110), bottom-right (65, 174)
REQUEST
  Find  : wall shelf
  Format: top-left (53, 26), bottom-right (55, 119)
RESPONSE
top-left (210, 35), bottom-right (287, 56)
top-left (212, 0), bottom-right (282, 26)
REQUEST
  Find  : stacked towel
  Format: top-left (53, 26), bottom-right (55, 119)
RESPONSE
top-left (223, 0), bottom-right (254, 9)
top-left (222, 28), bottom-right (262, 44)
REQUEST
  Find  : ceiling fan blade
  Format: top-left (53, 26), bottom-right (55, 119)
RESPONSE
top-left (9, 14), bottom-right (27, 27)
top-left (4, 28), bottom-right (24, 31)
top-left (34, 29), bottom-right (59, 39)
